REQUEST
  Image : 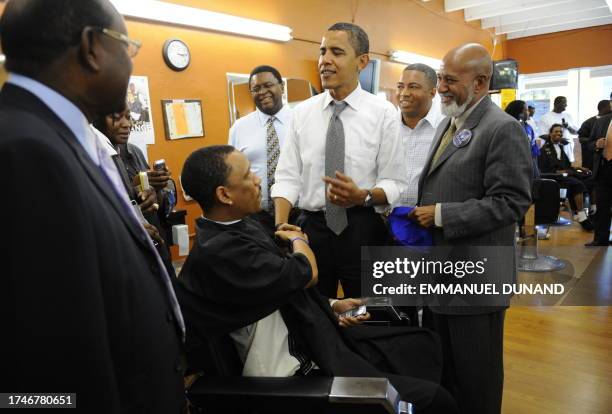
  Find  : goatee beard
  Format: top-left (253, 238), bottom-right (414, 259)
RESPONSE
top-left (441, 89), bottom-right (474, 117)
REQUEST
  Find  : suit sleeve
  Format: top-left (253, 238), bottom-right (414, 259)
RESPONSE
top-left (440, 119), bottom-right (533, 240)
top-left (1, 137), bottom-right (121, 413)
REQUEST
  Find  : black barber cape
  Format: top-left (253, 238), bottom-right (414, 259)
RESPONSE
top-left (175, 217), bottom-right (443, 408)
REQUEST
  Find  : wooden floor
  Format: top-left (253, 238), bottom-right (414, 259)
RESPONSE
top-left (502, 213), bottom-right (612, 414)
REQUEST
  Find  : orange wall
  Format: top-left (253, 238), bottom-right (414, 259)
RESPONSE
top-left (125, 0), bottom-right (503, 256)
top-left (0, 0), bottom-right (504, 258)
top-left (505, 24), bottom-right (612, 74)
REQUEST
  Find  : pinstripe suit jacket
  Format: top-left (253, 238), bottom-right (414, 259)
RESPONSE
top-left (417, 96), bottom-right (532, 315)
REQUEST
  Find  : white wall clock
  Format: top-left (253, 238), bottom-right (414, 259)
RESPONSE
top-left (162, 39), bottom-right (190, 71)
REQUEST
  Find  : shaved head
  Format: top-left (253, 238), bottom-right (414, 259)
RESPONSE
top-left (437, 43), bottom-right (493, 117)
top-left (444, 43), bottom-right (492, 82)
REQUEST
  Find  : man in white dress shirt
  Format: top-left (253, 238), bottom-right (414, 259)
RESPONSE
top-left (229, 65), bottom-right (291, 233)
top-left (395, 63), bottom-right (442, 207)
top-left (272, 22), bottom-right (406, 298)
top-left (538, 96), bottom-right (578, 162)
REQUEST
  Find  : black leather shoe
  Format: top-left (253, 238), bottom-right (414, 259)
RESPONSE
top-left (584, 241), bottom-right (609, 247)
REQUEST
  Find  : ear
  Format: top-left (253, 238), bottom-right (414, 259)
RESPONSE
top-left (474, 74), bottom-right (488, 93)
top-left (280, 80), bottom-right (285, 94)
top-left (216, 186), bottom-right (233, 206)
top-left (429, 87), bottom-right (437, 99)
top-left (79, 27), bottom-right (102, 73)
top-left (357, 53), bottom-right (369, 72)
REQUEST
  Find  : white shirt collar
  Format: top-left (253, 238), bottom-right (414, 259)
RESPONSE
top-left (256, 104), bottom-right (290, 127)
top-left (6, 72), bottom-right (99, 165)
top-left (323, 83), bottom-right (363, 112)
top-left (201, 216), bottom-right (242, 225)
top-left (401, 103), bottom-right (440, 130)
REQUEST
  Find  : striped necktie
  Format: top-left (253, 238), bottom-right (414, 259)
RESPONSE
top-left (266, 116), bottom-right (280, 213)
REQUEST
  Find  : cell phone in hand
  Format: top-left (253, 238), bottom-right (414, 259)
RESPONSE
top-left (339, 305), bottom-right (367, 318)
top-left (153, 159), bottom-right (166, 171)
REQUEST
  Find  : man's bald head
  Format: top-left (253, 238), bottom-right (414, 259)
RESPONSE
top-left (437, 43), bottom-right (493, 117)
top-left (444, 43), bottom-right (493, 82)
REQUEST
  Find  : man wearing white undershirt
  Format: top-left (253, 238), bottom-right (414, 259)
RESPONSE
top-left (538, 96), bottom-right (578, 162)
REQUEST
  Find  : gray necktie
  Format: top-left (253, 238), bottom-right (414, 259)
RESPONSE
top-left (266, 117), bottom-right (280, 213)
top-left (325, 101), bottom-right (348, 235)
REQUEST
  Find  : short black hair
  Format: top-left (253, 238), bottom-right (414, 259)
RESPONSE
top-left (327, 22), bottom-right (369, 55)
top-left (403, 63), bottom-right (437, 89)
top-left (597, 99), bottom-right (610, 111)
top-left (553, 96), bottom-right (566, 105)
top-left (0, 0), bottom-right (115, 77)
top-left (249, 65), bottom-right (283, 86)
top-left (528, 105), bottom-right (535, 110)
top-left (181, 146), bottom-right (236, 212)
top-left (504, 100), bottom-right (526, 120)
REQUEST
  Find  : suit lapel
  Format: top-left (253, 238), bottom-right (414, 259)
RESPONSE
top-left (426, 96), bottom-right (492, 177)
top-left (1, 84), bottom-right (150, 249)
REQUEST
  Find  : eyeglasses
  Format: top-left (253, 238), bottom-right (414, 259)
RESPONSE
top-left (250, 82), bottom-right (280, 95)
top-left (94, 27), bottom-right (142, 58)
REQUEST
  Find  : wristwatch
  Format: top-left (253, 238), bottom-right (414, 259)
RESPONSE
top-left (363, 190), bottom-right (374, 207)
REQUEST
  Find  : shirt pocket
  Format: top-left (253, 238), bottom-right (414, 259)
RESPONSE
top-left (347, 146), bottom-right (377, 184)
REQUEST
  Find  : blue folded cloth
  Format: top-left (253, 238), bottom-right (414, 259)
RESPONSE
top-left (388, 207), bottom-right (433, 249)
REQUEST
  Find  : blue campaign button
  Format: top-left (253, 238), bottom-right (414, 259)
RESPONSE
top-left (453, 129), bottom-right (472, 148)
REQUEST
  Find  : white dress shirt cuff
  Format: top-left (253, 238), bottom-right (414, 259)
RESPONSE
top-left (375, 180), bottom-right (400, 210)
top-left (270, 182), bottom-right (299, 206)
top-left (435, 203), bottom-right (443, 227)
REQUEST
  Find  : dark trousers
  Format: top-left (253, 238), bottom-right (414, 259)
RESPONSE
top-left (423, 309), bottom-right (505, 414)
top-left (297, 207), bottom-right (389, 298)
top-left (593, 161), bottom-right (612, 243)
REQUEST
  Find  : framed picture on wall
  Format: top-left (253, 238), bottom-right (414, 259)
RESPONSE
top-left (161, 99), bottom-right (205, 140)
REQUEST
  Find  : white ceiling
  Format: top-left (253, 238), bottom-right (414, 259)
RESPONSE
top-left (444, 0), bottom-right (612, 39)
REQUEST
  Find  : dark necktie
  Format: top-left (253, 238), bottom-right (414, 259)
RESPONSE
top-left (325, 101), bottom-right (348, 235)
top-left (266, 116), bottom-right (280, 213)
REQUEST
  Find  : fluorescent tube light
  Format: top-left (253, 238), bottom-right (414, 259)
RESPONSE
top-left (110, 0), bottom-right (293, 42)
top-left (389, 50), bottom-right (441, 69)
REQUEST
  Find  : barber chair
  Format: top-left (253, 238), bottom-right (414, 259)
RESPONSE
top-left (186, 332), bottom-right (413, 414)
top-left (539, 173), bottom-right (572, 226)
top-left (518, 178), bottom-right (567, 272)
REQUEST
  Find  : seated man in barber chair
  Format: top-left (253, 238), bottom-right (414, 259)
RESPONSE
top-left (539, 123), bottom-right (594, 231)
top-left (174, 145), bottom-right (458, 414)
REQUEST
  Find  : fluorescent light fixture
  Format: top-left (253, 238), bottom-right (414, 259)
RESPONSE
top-left (109, 0), bottom-right (293, 42)
top-left (389, 50), bottom-right (441, 69)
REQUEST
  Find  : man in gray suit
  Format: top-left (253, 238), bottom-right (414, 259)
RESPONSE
top-left (410, 44), bottom-right (532, 414)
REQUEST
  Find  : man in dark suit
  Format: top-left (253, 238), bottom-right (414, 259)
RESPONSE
top-left (0, 1), bottom-right (185, 413)
top-left (578, 99), bottom-right (611, 170)
top-left (585, 112), bottom-right (612, 246)
top-left (410, 44), bottom-right (532, 414)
